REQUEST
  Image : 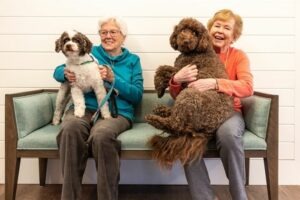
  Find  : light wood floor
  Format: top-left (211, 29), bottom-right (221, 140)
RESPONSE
top-left (0, 185), bottom-right (300, 200)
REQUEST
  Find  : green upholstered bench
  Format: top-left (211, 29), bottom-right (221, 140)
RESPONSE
top-left (5, 89), bottom-right (278, 200)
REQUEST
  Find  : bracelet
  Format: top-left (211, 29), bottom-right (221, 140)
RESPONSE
top-left (215, 79), bottom-right (219, 90)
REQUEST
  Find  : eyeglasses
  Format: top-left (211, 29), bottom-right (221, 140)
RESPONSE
top-left (99, 30), bottom-right (121, 37)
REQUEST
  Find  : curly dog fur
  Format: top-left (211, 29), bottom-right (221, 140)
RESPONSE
top-left (145, 18), bottom-right (234, 168)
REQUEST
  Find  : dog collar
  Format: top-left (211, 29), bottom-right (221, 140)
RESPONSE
top-left (80, 56), bottom-right (95, 66)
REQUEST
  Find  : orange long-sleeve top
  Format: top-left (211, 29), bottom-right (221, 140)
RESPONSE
top-left (169, 47), bottom-right (254, 112)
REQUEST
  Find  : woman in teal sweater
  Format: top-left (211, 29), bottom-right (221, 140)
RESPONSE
top-left (54, 17), bottom-right (143, 200)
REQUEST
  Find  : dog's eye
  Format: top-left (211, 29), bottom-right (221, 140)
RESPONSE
top-left (181, 29), bottom-right (188, 34)
top-left (63, 38), bottom-right (70, 43)
top-left (72, 38), bottom-right (80, 43)
top-left (181, 29), bottom-right (197, 36)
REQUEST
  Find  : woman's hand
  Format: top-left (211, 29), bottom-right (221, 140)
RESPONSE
top-left (173, 64), bottom-right (198, 84)
top-left (188, 78), bottom-right (217, 92)
top-left (99, 65), bottom-right (114, 83)
top-left (64, 69), bottom-right (76, 83)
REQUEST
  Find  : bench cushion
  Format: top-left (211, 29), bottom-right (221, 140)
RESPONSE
top-left (17, 123), bottom-right (266, 150)
top-left (17, 123), bottom-right (162, 150)
top-left (118, 123), bottom-right (162, 150)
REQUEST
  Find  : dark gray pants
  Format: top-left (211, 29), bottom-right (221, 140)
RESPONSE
top-left (184, 112), bottom-right (248, 200)
top-left (57, 109), bottom-right (131, 200)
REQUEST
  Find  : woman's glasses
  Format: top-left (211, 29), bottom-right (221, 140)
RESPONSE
top-left (99, 30), bottom-right (121, 37)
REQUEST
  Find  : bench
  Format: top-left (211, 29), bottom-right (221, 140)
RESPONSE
top-left (5, 89), bottom-right (278, 200)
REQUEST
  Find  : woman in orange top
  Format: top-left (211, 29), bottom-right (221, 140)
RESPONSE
top-left (169, 9), bottom-right (253, 200)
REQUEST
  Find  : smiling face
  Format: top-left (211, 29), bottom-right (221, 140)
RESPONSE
top-left (99, 21), bottom-right (126, 56)
top-left (209, 18), bottom-right (235, 53)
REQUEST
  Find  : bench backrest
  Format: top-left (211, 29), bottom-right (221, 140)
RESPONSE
top-left (11, 90), bottom-right (272, 140)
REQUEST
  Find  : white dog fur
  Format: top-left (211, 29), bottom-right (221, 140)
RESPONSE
top-left (52, 30), bottom-right (111, 125)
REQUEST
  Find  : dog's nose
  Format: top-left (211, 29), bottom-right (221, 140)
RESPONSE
top-left (65, 44), bottom-right (73, 51)
top-left (183, 40), bottom-right (190, 45)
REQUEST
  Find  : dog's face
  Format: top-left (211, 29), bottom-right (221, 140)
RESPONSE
top-left (55, 30), bottom-right (93, 57)
top-left (170, 18), bottom-right (211, 53)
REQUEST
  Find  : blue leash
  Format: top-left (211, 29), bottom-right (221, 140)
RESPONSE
top-left (91, 66), bottom-right (116, 125)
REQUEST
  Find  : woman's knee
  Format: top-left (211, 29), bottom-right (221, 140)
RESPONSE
top-left (216, 117), bottom-right (245, 150)
top-left (90, 127), bottom-right (114, 143)
top-left (216, 128), bottom-right (242, 147)
top-left (60, 118), bottom-right (90, 139)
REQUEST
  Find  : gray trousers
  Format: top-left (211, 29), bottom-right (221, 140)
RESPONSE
top-left (57, 109), bottom-right (131, 200)
top-left (184, 112), bottom-right (248, 200)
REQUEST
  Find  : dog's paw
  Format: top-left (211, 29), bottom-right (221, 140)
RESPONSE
top-left (145, 114), bottom-right (159, 123)
top-left (74, 109), bottom-right (85, 118)
top-left (52, 118), bottom-right (61, 125)
top-left (102, 112), bottom-right (112, 119)
top-left (153, 105), bottom-right (171, 117)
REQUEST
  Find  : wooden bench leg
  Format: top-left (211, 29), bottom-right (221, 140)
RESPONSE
top-left (5, 156), bottom-right (20, 200)
top-left (245, 158), bottom-right (250, 186)
top-left (264, 156), bottom-right (278, 200)
top-left (39, 158), bottom-right (48, 186)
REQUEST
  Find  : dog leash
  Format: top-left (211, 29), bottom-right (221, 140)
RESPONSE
top-left (91, 64), bottom-right (116, 125)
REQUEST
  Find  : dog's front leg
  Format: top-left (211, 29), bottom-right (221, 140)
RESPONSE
top-left (53, 82), bottom-right (71, 125)
top-left (154, 65), bottom-right (177, 98)
top-left (71, 86), bottom-right (86, 118)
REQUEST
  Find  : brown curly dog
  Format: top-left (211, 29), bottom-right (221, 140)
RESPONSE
top-left (145, 18), bottom-right (234, 168)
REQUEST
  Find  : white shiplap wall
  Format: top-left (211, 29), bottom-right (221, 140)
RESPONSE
top-left (1, 0), bottom-right (299, 184)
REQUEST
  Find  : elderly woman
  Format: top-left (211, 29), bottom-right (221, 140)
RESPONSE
top-left (53, 17), bottom-right (144, 200)
top-left (169, 9), bottom-right (253, 200)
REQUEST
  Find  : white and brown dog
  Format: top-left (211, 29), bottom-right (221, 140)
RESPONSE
top-left (52, 30), bottom-right (111, 125)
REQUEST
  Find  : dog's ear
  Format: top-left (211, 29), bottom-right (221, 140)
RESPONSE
top-left (55, 31), bottom-right (68, 53)
top-left (81, 33), bottom-right (93, 54)
top-left (196, 29), bottom-right (211, 52)
top-left (55, 38), bottom-right (62, 52)
top-left (169, 25), bottom-right (178, 50)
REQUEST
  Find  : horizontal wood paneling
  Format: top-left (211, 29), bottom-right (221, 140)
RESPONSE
top-left (279, 107), bottom-right (294, 124)
top-left (252, 71), bottom-right (295, 89)
top-left (0, 52), bottom-right (295, 71)
top-left (0, 35), bottom-right (295, 53)
top-left (261, 89), bottom-right (294, 106)
top-left (279, 125), bottom-right (294, 142)
top-left (0, 159), bottom-right (3, 183)
top-left (0, 142), bottom-right (3, 159)
top-left (0, 0), bottom-right (294, 17)
top-left (279, 142), bottom-right (295, 159)
top-left (0, 106), bottom-right (3, 124)
top-left (0, 17), bottom-right (295, 35)
top-left (0, 123), bottom-right (3, 141)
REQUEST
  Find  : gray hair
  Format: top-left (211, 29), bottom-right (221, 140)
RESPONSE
top-left (98, 16), bottom-right (128, 36)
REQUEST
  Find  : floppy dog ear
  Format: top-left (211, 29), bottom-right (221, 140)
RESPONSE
top-left (80, 33), bottom-right (93, 54)
top-left (55, 38), bottom-right (62, 52)
top-left (196, 29), bottom-right (211, 52)
top-left (169, 25), bottom-right (178, 50)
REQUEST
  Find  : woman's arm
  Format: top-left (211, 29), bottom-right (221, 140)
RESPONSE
top-left (114, 57), bottom-right (144, 105)
top-left (53, 64), bottom-right (66, 82)
top-left (217, 51), bottom-right (253, 98)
